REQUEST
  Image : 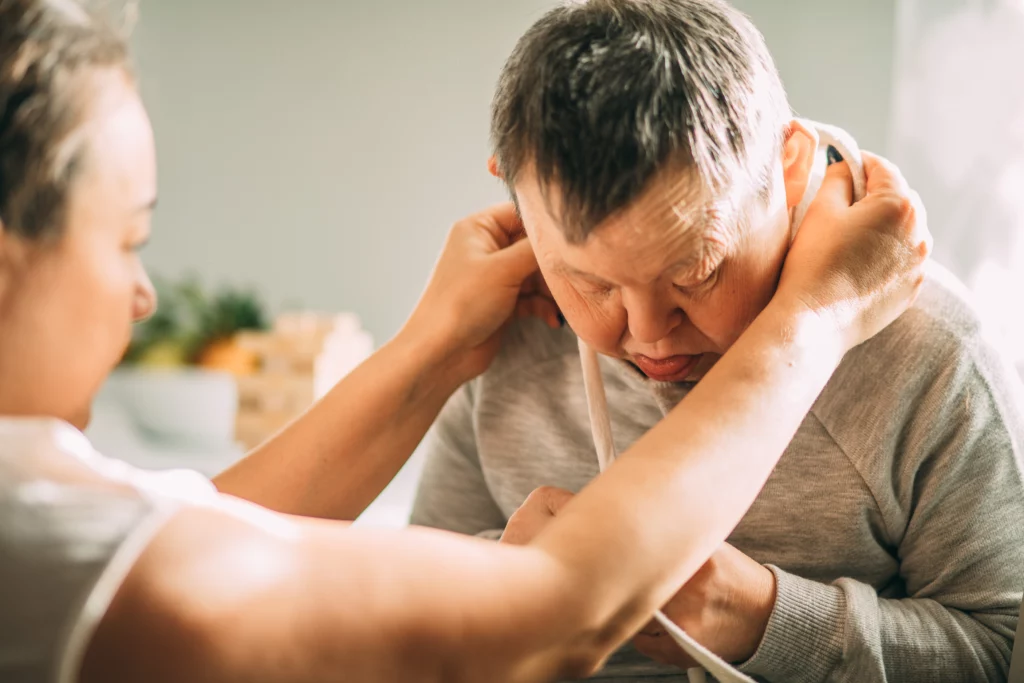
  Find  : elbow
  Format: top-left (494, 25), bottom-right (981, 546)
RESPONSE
top-left (425, 614), bottom-right (623, 683)
top-left (537, 605), bottom-right (639, 681)
top-left (553, 647), bottom-right (615, 681)
top-left (562, 616), bottom-right (639, 679)
top-left (516, 560), bottom-right (645, 681)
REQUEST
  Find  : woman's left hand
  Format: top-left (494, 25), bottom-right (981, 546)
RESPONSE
top-left (403, 202), bottom-right (560, 383)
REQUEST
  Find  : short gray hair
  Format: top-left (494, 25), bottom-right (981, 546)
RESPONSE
top-left (491, 0), bottom-right (791, 242)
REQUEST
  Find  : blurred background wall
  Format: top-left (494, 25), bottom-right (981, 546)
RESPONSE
top-left (99, 0), bottom-right (1022, 524)
top-left (131, 0), bottom-right (899, 344)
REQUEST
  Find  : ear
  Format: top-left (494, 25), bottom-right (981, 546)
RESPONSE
top-left (487, 155), bottom-right (503, 179)
top-left (781, 119), bottom-right (819, 209)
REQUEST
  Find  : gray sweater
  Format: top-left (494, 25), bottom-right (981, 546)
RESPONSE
top-left (411, 266), bottom-right (1024, 683)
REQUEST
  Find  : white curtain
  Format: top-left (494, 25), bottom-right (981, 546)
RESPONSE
top-left (889, 0), bottom-right (1024, 372)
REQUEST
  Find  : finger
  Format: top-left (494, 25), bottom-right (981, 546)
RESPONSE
top-left (515, 296), bottom-right (561, 328)
top-left (542, 486), bottom-right (576, 514)
top-left (907, 189), bottom-right (932, 257)
top-left (515, 299), bottom-right (553, 323)
top-left (519, 272), bottom-right (541, 296)
top-left (496, 237), bottom-right (540, 283)
top-left (533, 298), bottom-right (562, 329)
top-left (815, 159), bottom-right (854, 209)
top-left (514, 297), bottom-right (554, 327)
top-left (477, 202), bottom-right (525, 246)
top-left (861, 151), bottom-right (911, 197)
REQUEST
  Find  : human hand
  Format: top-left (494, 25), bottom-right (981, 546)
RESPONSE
top-left (776, 152), bottom-right (932, 353)
top-left (499, 486), bottom-right (575, 546)
top-left (403, 203), bottom-right (560, 384)
top-left (632, 544), bottom-right (775, 669)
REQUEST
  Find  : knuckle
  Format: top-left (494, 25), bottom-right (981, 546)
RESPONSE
top-left (894, 195), bottom-right (916, 227)
top-left (874, 192), bottom-right (916, 232)
top-left (550, 486), bottom-right (574, 501)
top-left (525, 486), bottom-right (557, 506)
top-left (916, 238), bottom-right (931, 261)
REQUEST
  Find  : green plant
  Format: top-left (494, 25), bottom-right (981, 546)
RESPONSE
top-left (122, 275), bottom-right (269, 368)
top-left (202, 288), bottom-right (268, 343)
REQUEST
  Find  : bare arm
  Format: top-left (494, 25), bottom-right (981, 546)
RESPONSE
top-left (79, 299), bottom-right (862, 683)
top-left (214, 205), bottom-right (558, 521)
top-left (213, 331), bottom-right (465, 521)
top-left (82, 157), bottom-right (929, 683)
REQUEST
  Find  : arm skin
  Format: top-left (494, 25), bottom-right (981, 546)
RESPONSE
top-left (83, 300), bottom-right (847, 683)
top-left (81, 159), bottom-right (928, 683)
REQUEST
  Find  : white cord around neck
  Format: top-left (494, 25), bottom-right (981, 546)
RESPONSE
top-left (577, 121), bottom-right (866, 683)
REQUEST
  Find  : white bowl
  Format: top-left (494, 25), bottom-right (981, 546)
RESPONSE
top-left (104, 368), bottom-right (238, 449)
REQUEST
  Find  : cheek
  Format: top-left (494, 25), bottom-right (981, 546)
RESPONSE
top-left (690, 227), bottom-right (790, 349)
top-left (686, 290), bottom-right (764, 351)
top-left (74, 247), bottom-right (140, 362)
top-left (1, 243), bottom-right (138, 425)
top-left (545, 275), bottom-right (626, 352)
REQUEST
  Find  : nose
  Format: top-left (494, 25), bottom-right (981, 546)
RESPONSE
top-left (132, 266), bottom-right (157, 322)
top-left (623, 288), bottom-right (684, 345)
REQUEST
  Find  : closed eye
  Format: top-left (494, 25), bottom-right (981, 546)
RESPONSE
top-left (579, 279), bottom-right (615, 297)
top-left (674, 266), bottom-right (720, 298)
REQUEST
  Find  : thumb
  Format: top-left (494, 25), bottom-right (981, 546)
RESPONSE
top-left (494, 237), bottom-right (539, 283)
top-left (815, 160), bottom-right (855, 211)
top-left (543, 487), bottom-right (575, 514)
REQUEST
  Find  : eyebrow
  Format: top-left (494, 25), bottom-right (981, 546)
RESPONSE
top-left (553, 245), bottom-right (724, 286)
top-left (552, 261), bottom-right (606, 281)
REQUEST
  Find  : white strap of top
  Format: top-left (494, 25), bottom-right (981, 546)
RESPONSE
top-left (577, 121), bottom-right (867, 683)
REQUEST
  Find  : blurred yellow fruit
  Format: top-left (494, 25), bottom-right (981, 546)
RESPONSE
top-left (136, 340), bottom-right (190, 369)
top-left (199, 338), bottom-right (259, 376)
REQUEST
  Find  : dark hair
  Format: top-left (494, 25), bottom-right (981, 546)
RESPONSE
top-left (491, 0), bottom-right (790, 243)
top-left (0, 0), bottom-right (132, 242)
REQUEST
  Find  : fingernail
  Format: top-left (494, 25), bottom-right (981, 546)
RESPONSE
top-left (826, 145), bottom-right (844, 165)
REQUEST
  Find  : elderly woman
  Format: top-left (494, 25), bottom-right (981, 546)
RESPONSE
top-left (0, 2), bottom-right (928, 683)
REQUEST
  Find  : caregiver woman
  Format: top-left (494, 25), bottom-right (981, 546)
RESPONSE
top-left (0, 2), bottom-right (930, 683)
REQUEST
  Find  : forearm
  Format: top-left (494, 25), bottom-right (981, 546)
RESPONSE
top-left (535, 301), bottom-right (847, 647)
top-left (287, 523), bottom-right (595, 683)
top-left (82, 505), bottom-right (616, 683)
top-left (214, 328), bottom-right (464, 520)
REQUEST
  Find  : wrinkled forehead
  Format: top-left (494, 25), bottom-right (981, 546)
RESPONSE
top-left (519, 166), bottom-right (752, 276)
top-left (600, 172), bottom-right (745, 241)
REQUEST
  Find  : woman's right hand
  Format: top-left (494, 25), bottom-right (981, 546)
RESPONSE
top-left (777, 152), bottom-right (932, 352)
top-left (402, 203), bottom-right (560, 385)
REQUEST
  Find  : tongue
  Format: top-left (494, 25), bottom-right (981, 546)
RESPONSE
top-left (633, 354), bottom-right (697, 382)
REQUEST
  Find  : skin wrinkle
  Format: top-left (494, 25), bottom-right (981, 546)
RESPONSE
top-left (517, 138), bottom-right (804, 375)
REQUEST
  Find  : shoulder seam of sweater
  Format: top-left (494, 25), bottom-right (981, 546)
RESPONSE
top-left (806, 407), bottom-right (898, 547)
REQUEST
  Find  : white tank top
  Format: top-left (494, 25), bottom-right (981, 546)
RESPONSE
top-left (0, 418), bottom-right (217, 683)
